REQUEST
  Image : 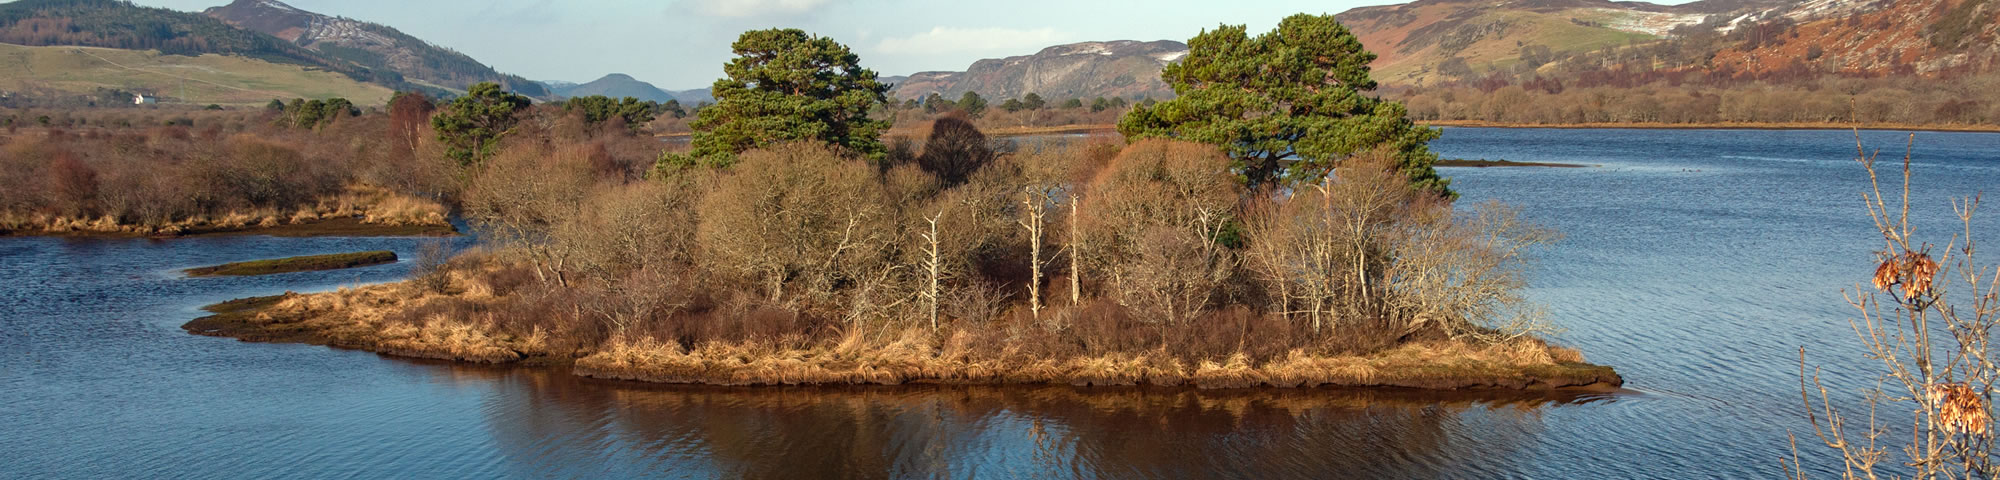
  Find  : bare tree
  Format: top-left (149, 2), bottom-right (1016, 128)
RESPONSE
top-left (1021, 187), bottom-right (1050, 320)
top-left (922, 210), bottom-right (943, 331)
top-left (1793, 134), bottom-right (1998, 479)
top-left (1080, 140), bottom-right (1242, 326)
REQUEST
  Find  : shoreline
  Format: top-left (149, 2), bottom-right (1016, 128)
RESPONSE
top-left (183, 289), bottom-right (1623, 393)
top-left (670, 122), bottom-right (2000, 140)
top-left (1419, 120), bottom-right (2000, 134)
top-left (1, 216), bottom-right (458, 239)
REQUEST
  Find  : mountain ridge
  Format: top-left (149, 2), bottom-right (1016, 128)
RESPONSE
top-left (890, 40), bottom-right (1187, 102)
top-left (546, 73), bottom-right (677, 103)
top-left (203, 0), bottom-right (549, 98)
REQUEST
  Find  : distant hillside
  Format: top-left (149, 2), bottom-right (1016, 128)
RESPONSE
top-left (1332, 0), bottom-right (1729, 85)
top-left (548, 74), bottom-right (674, 102)
top-left (0, 0), bottom-right (404, 90)
top-left (1704, 0), bottom-right (2000, 77)
top-left (670, 88), bottom-right (713, 105)
top-left (204, 0), bottom-right (548, 98)
top-left (1337, 0), bottom-right (1999, 85)
top-left (890, 40), bottom-right (1186, 102)
top-left (0, 43), bottom-right (394, 106)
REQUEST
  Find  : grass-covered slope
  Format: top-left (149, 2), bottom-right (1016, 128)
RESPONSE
top-left (0, 0), bottom-right (431, 100)
top-left (204, 0), bottom-right (550, 98)
top-left (0, 43), bottom-right (394, 105)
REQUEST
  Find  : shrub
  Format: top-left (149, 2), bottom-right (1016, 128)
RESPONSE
top-left (695, 142), bottom-right (895, 308)
top-left (1080, 140), bottom-right (1243, 324)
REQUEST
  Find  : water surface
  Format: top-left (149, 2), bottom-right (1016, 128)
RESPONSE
top-left (5, 128), bottom-right (1999, 478)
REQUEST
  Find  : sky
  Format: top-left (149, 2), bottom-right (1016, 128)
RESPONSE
top-left (124, 0), bottom-right (1694, 90)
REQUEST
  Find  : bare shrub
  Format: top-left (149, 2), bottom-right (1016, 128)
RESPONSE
top-left (462, 142), bottom-right (597, 286)
top-left (1242, 149), bottom-right (1559, 344)
top-left (555, 180), bottom-right (699, 284)
top-left (695, 142), bottom-right (896, 311)
top-left (46, 151), bottom-right (97, 217)
top-left (408, 239), bottom-right (453, 295)
top-left (1386, 201), bottom-right (1561, 341)
top-left (940, 281), bottom-right (1011, 325)
top-left (1793, 135), bottom-right (1999, 478)
top-left (1080, 139), bottom-right (1242, 325)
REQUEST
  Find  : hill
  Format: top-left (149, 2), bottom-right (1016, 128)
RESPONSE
top-left (203, 0), bottom-right (548, 98)
top-left (1336, 0), bottom-right (1999, 85)
top-left (547, 73), bottom-right (675, 102)
top-left (1332, 0), bottom-right (1713, 85)
top-left (0, 43), bottom-right (393, 106)
top-left (1703, 0), bottom-right (2000, 78)
top-left (0, 0), bottom-right (407, 91)
top-left (889, 40), bottom-right (1187, 102)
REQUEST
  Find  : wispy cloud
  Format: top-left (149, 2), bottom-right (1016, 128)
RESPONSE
top-left (873, 26), bottom-right (1071, 56)
top-left (684, 0), bottom-right (833, 17)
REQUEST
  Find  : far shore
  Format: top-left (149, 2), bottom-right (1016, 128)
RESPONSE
top-left (1420, 120), bottom-right (2000, 133)
top-left (1, 216), bottom-right (458, 239)
top-left (657, 121), bottom-right (2000, 140)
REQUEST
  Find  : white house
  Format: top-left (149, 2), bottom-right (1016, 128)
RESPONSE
top-left (133, 94), bottom-right (158, 105)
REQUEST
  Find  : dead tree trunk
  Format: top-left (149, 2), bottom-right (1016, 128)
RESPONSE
top-left (922, 211), bottom-right (942, 331)
top-left (1069, 196), bottom-right (1082, 306)
top-left (1021, 189), bottom-right (1047, 320)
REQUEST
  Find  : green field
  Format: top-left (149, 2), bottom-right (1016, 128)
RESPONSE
top-left (1374, 10), bottom-right (1660, 85)
top-left (0, 43), bottom-right (394, 106)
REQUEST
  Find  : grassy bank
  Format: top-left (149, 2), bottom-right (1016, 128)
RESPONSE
top-left (182, 266), bottom-right (1621, 391)
top-left (185, 251), bottom-right (398, 277)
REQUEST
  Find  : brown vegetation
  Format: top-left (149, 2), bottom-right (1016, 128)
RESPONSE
top-left (1, 96), bottom-right (667, 236)
top-left (189, 116), bottom-right (1617, 391)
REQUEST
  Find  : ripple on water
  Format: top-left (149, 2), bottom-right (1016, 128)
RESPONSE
top-left (6, 128), bottom-right (2000, 478)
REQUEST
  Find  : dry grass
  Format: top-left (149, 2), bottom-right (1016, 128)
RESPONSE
top-left (188, 254), bottom-right (1618, 391)
top-left (3, 184), bottom-right (450, 236)
top-left (568, 333), bottom-right (1613, 390)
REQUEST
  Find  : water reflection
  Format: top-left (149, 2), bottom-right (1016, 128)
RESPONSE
top-left (429, 364), bottom-right (1607, 478)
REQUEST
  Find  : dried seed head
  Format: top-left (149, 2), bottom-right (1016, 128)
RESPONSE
top-left (1904, 253), bottom-right (1939, 299)
top-left (1928, 382), bottom-right (1990, 435)
top-left (1873, 257), bottom-right (1899, 292)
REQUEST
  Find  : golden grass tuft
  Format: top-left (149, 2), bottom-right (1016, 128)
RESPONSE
top-left (192, 265), bottom-right (1621, 392)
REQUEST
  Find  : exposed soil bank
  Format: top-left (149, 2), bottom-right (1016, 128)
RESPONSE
top-left (185, 251), bottom-right (399, 277)
top-left (184, 285), bottom-right (1622, 393)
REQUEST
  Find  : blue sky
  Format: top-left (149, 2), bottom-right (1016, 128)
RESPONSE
top-left (126, 0), bottom-right (1692, 90)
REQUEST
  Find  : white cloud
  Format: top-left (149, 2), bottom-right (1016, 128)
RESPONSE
top-left (873, 26), bottom-right (1071, 56)
top-left (685, 0), bottom-right (832, 17)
